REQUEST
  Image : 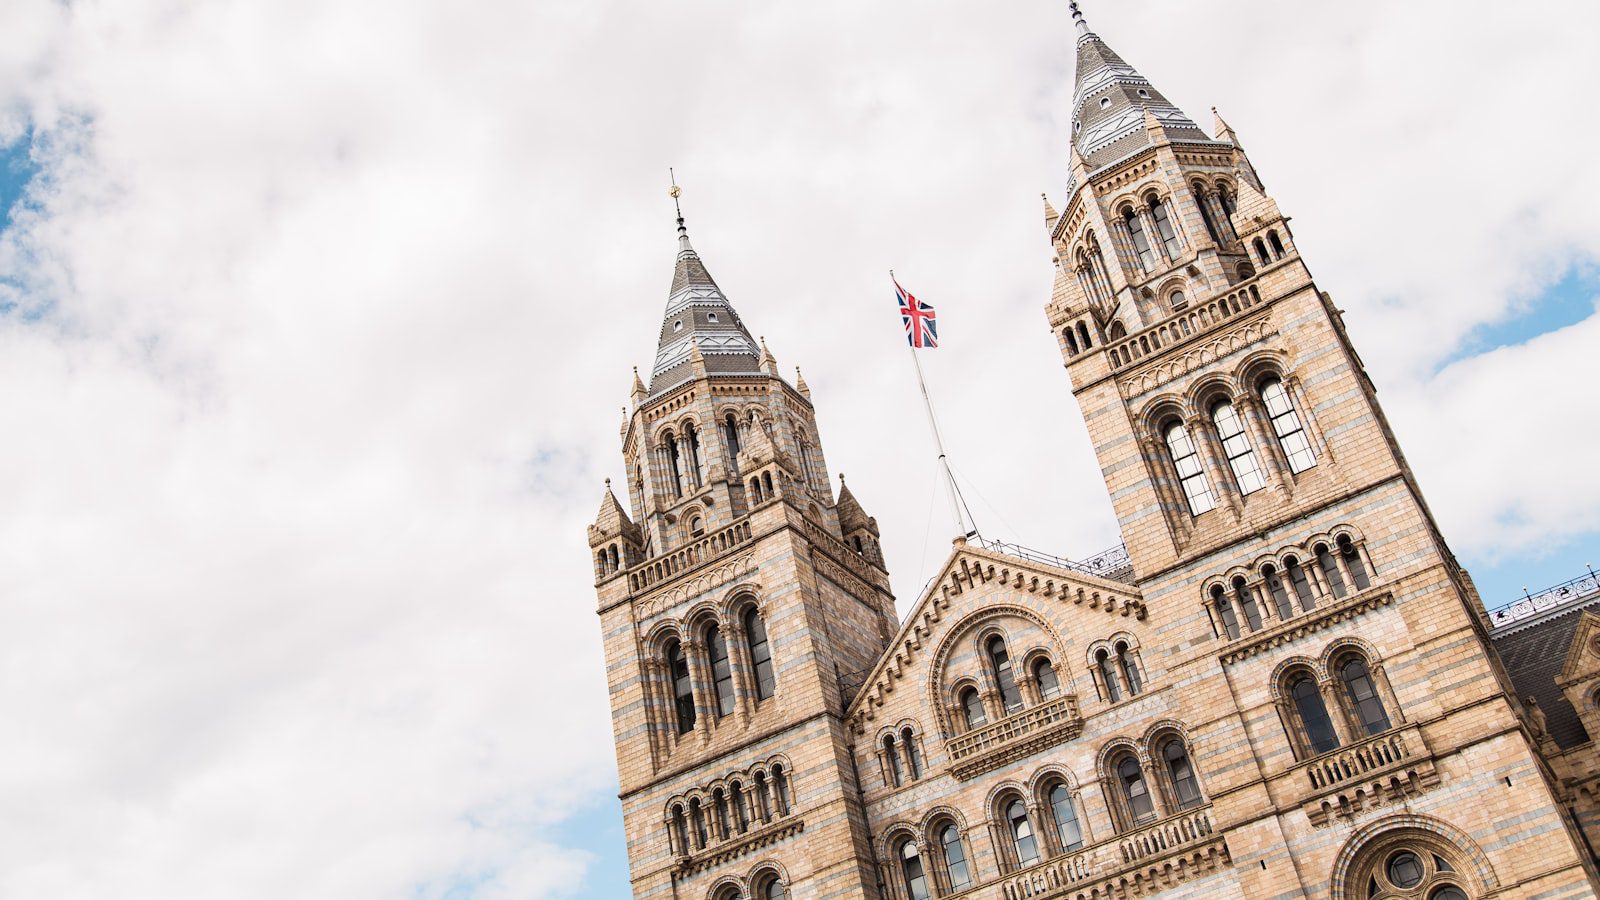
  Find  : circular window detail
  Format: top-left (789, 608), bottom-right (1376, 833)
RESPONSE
top-left (1100, 97), bottom-right (1112, 109)
top-left (1387, 851), bottom-right (1424, 889)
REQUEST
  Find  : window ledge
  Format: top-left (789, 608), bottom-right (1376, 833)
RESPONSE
top-left (1218, 588), bottom-right (1393, 665)
top-left (672, 816), bottom-right (804, 879)
top-left (978, 806), bottom-right (1228, 900)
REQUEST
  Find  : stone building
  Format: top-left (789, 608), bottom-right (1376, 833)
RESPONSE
top-left (587, 5), bottom-right (1600, 898)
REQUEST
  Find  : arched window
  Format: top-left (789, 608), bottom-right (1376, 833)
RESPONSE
top-left (1285, 556), bottom-right (1317, 611)
top-left (1064, 327), bottom-right (1080, 356)
top-left (1355, 842), bottom-right (1471, 900)
top-left (1233, 576), bottom-right (1264, 631)
top-left (1149, 195), bottom-right (1181, 259)
top-left (1116, 642), bottom-right (1143, 696)
top-left (1253, 237), bottom-right (1271, 266)
top-left (754, 872), bottom-right (788, 900)
top-left (1169, 289), bottom-right (1187, 309)
top-left (1077, 321), bottom-right (1092, 350)
top-left (898, 838), bottom-right (931, 900)
top-left (1107, 321), bottom-right (1127, 340)
top-left (939, 823), bottom-right (973, 891)
top-left (707, 625), bottom-right (735, 718)
top-left (1005, 798), bottom-right (1040, 867)
top-left (1034, 658), bottom-right (1062, 700)
top-left (902, 727), bottom-right (922, 779)
top-left (723, 412), bottom-right (741, 469)
top-left (689, 798), bottom-right (708, 849)
top-left (884, 734), bottom-right (903, 787)
top-left (1161, 739), bottom-right (1203, 810)
top-left (666, 640), bottom-right (695, 734)
top-left (987, 636), bottom-right (1024, 714)
top-left (665, 433), bottom-right (685, 497)
top-left (1268, 230), bottom-right (1286, 259)
top-left (762, 470), bottom-right (774, 496)
top-left (712, 788), bottom-right (729, 841)
top-left (1290, 673), bottom-right (1340, 755)
top-left (1124, 207), bottom-right (1156, 271)
top-left (1211, 585), bottom-right (1241, 640)
top-left (770, 766), bottom-right (790, 816)
top-left (1046, 782), bottom-right (1084, 852)
top-left (1341, 656), bottom-right (1392, 735)
top-left (1339, 535), bottom-right (1371, 590)
top-left (1163, 420), bottom-right (1216, 515)
top-left (1236, 261), bottom-right (1255, 280)
top-left (744, 607), bottom-right (775, 701)
top-left (1096, 649), bottom-right (1122, 703)
top-left (960, 686), bottom-right (986, 730)
top-left (1218, 187), bottom-right (1236, 216)
top-left (729, 780), bottom-right (748, 833)
top-left (1260, 377), bottom-right (1316, 472)
top-left (1211, 399), bottom-right (1265, 495)
top-left (1194, 184), bottom-right (1221, 242)
top-left (1315, 543), bottom-right (1348, 599)
top-left (670, 804), bottom-right (688, 855)
top-left (753, 771), bottom-right (771, 822)
top-left (1263, 564), bottom-right (1293, 619)
top-left (1116, 756), bottom-right (1156, 826)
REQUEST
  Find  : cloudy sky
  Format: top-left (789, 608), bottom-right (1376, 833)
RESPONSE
top-left (1, 0), bottom-right (1598, 896)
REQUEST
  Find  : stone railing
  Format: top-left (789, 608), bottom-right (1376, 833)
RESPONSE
top-left (673, 815), bottom-right (804, 877)
top-left (629, 520), bottom-right (754, 592)
top-left (992, 806), bottom-right (1225, 900)
top-left (946, 696), bottom-right (1081, 781)
top-left (1288, 723), bottom-right (1437, 827)
top-left (1106, 282), bottom-right (1263, 371)
top-left (801, 515), bottom-right (891, 592)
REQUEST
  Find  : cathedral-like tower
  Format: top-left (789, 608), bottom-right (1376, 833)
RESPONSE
top-left (590, 208), bottom-right (896, 898)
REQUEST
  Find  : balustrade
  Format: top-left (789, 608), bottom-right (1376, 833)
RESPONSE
top-left (629, 520), bottom-right (754, 591)
top-left (1106, 282), bottom-right (1263, 370)
top-left (1302, 728), bottom-right (1410, 791)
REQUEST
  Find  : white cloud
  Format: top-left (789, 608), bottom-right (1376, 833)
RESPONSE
top-left (0, 0), bottom-right (1596, 895)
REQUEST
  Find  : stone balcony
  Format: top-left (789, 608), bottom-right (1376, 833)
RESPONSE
top-left (945, 696), bottom-right (1082, 781)
top-left (1285, 722), bottom-right (1438, 827)
top-left (979, 806), bottom-right (1228, 900)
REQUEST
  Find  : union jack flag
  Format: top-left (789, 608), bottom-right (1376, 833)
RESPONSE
top-left (895, 278), bottom-right (938, 348)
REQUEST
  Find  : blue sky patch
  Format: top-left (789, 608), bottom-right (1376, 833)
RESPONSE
top-left (0, 128), bottom-right (39, 230)
top-left (1438, 264), bottom-right (1600, 371)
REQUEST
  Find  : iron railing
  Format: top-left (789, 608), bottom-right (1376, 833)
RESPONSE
top-left (1487, 567), bottom-right (1600, 630)
top-left (975, 538), bottom-right (1135, 584)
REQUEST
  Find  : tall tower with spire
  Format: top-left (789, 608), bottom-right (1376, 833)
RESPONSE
top-left (590, 196), bottom-right (897, 898)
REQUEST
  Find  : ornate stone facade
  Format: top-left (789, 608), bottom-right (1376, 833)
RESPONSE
top-left (589, 7), bottom-right (1600, 898)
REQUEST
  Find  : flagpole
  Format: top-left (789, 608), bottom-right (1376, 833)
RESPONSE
top-left (894, 271), bottom-right (979, 540)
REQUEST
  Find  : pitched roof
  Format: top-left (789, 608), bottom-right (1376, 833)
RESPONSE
top-left (1492, 593), bottom-right (1600, 749)
top-left (648, 219), bottom-right (763, 396)
top-left (1067, 2), bottom-right (1224, 169)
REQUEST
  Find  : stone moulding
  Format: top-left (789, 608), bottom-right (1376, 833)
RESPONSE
top-left (1289, 723), bottom-right (1439, 828)
top-left (633, 552), bottom-right (757, 620)
top-left (1218, 589), bottom-right (1394, 665)
top-left (978, 807), bottom-right (1228, 900)
top-left (945, 695), bottom-right (1083, 781)
top-left (672, 817), bottom-right (804, 879)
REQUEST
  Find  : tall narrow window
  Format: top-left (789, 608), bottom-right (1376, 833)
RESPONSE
top-left (690, 798), bottom-right (708, 849)
top-left (1211, 400), bottom-right (1265, 494)
top-left (713, 789), bottom-right (729, 841)
top-left (665, 434), bottom-right (685, 497)
top-left (1338, 536), bottom-right (1371, 590)
top-left (667, 640), bottom-right (695, 734)
top-left (1254, 238), bottom-right (1271, 266)
top-left (884, 734), bottom-right (903, 787)
top-left (1219, 187), bottom-right (1236, 216)
top-left (1117, 642), bottom-right (1143, 696)
top-left (1263, 565), bottom-right (1294, 619)
top-left (1341, 657), bottom-right (1392, 735)
top-left (1006, 799), bottom-right (1040, 867)
top-left (988, 636), bottom-right (1024, 713)
top-left (744, 608), bottom-right (775, 700)
top-left (707, 625), bottom-right (735, 718)
top-left (1164, 420), bottom-right (1216, 515)
top-left (1316, 543), bottom-right (1347, 599)
top-left (1117, 757), bottom-right (1156, 825)
top-left (940, 824), bottom-right (972, 891)
top-left (1285, 556), bottom-right (1316, 611)
top-left (1162, 740), bottom-right (1203, 810)
top-left (1035, 658), bottom-right (1062, 700)
top-left (1194, 185), bottom-right (1221, 243)
top-left (753, 772), bottom-right (770, 822)
top-left (1149, 196), bottom-right (1182, 259)
top-left (729, 781), bottom-right (748, 833)
top-left (1125, 208), bottom-right (1156, 271)
top-left (1260, 378), bottom-right (1317, 472)
top-left (671, 805), bottom-right (688, 855)
top-left (1233, 576), bottom-right (1264, 631)
top-left (685, 423), bottom-right (705, 488)
top-left (1268, 230), bottom-right (1286, 259)
top-left (1291, 674), bottom-right (1340, 755)
top-left (723, 413), bottom-right (741, 472)
top-left (1077, 322), bottom-right (1092, 350)
top-left (1048, 783), bottom-right (1084, 851)
top-left (902, 727), bottom-right (922, 779)
top-left (899, 839), bottom-right (931, 900)
top-left (960, 687), bottom-right (987, 730)
top-left (1097, 649), bottom-right (1122, 703)
top-left (1212, 585), bottom-right (1241, 640)
top-left (760, 877), bottom-right (788, 900)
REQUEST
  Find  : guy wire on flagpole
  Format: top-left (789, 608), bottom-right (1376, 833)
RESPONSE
top-left (893, 270), bottom-right (981, 541)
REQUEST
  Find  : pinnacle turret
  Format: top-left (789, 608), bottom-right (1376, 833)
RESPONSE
top-left (649, 190), bottom-right (763, 395)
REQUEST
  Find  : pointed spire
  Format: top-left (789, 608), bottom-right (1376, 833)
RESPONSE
top-left (589, 478), bottom-right (640, 546)
top-left (631, 366), bottom-right (646, 400)
top-left (648, 176), bottom-right (763, 395)
top-left (760, 336), bottom-right (780, 376)
top-left (1042, 193), bottom-right (1060, 233)
top-left (1212, 106), bottom-right (1239, 145)
top-left (795, 366), bottom-right (811, 398)
top-left (1067, 3), bottom-right (1218, 169)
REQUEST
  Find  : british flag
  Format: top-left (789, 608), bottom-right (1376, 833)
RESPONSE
top-left (895, 278), bottom-right (938, 349)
